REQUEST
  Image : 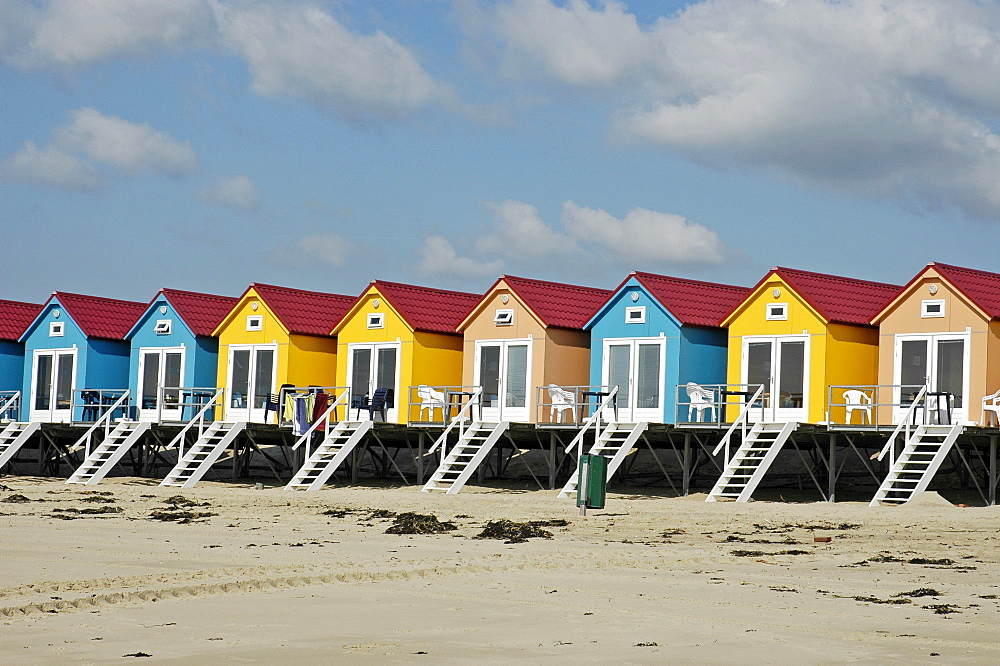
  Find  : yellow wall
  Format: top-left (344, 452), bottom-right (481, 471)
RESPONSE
top-left (726, 276), bottom-right (879, 423)
top-left (334, 287), bottom-right (464, 424)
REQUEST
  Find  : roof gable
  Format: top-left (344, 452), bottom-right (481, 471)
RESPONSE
top-left (465, 275), bottom-right (611, 331)
top-left (160, 289), bottom-right (239, 337)
top-left (925, 263), bottom-right (1000, 319)
top-left (222, 284), bottom-right (355, 338)
top-left (26, 292), bottom-right (146, 341)
top-left (629, 272), bottom-right (749, 328)
top-left (354, 281), bottom-right (481, 335)
top-left (0, 299), bottom-right (43, 342)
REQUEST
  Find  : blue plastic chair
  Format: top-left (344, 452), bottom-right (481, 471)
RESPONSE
top-left (356, 387), bottom-right (393, 422)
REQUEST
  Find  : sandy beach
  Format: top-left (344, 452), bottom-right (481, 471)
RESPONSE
top-left (0, 477), bottom-right (998, 664)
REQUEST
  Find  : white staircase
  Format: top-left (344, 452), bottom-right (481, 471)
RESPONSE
top-left (66, 421), bottom-right (152, 485)
top-left (558, 422), bottom-right (648, 499)
top-left (284, 420), bottom-right (373, 491)
top-left (870, 424), bottom-right (963, 506)
top-left (0, 422), bottom-right (41, 469)
top-left (706, 422), bottom-right (797, 502)
top-left (422, 422), bottom-right (509, 494)
top-left (159, 421), bottom-right (247, 488)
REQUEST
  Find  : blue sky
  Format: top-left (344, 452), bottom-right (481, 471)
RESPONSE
top-left (2, 0), bottom-right (999, 305)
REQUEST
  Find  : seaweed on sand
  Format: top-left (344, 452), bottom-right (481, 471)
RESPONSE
top-left (385, 512), bottom-right (456, 535)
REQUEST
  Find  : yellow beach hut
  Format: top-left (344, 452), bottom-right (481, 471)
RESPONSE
top-left (330, 281), bottom-right (481, 424)
top-left (212, 284), bottom-right (355, 423)
top-left (721, 267), bottom-right (900, 424)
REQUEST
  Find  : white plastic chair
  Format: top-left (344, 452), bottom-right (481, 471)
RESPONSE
top-left (417, 385), bottom-right (446, 421)
top-left (982, 389), bottom-right (1000, 426)
top-left (842, 389), bottom-right (873, 425)
top-left (547, 384), bottom-right (575, 423)
top-left (685, 382), bottom-right (715, 422)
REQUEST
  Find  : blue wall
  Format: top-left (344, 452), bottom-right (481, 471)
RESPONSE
top-left (0, 340), bottom-right (25, 393)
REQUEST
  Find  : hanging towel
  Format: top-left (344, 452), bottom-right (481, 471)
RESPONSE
top-left (312, 392), bottom-right (329, 430)
top-left (284, 394), bottom-right (296, 422)
top-left (293, 396), bottom-right (309, 436)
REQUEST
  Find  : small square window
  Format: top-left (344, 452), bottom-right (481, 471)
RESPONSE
top-left (246, 315), bottom-right (263, 331)
top-left (49, 321), bottom-right (64, 337)
top-left (625, 306), bottom-right (646, 324)
top-left (921, 299), bottom-right (945, 318)
top-left (153, 319), bottom-right (171, 335)
top-left (493, 309), bottom-right (514, 326)
top-left (766, 303), bottom-right (788, 321)
top-left (367, 313), bottom-right (385, 329)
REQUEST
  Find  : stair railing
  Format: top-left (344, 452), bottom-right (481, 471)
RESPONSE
top-left (0, 391), bottom-right (20, 421)
top-left (291, 388), bottom-right (351, 458)
top-left (71, 390), bottom-right (132, 458)
top-left (427, 387), bottom-right (484, 456)
top-left (872, 385), bottom-right (928, 468)
top-left (165, 388), bottom-right (225, 458)
top-left (712, 384), bottom-right (765, 463)
top-left (563, 386), bottom-right (619, 461)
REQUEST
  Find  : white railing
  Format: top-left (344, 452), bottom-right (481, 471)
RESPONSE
top-left (150, 386), bottom-right (221, 423)
top-left (712, 384), bottom-right (765, 462)
top-left (427, 387), bottom-right (484, 456)
top-left (872, 386), bottom-right (928, 468)
top-left (563, 386), bottom-right (619, 460)
top-left (535, 385), bottom-right (612, 426)
top-left (0, 391), bottom-right (20, 421)
top-left (71, 390), bottom-right (132, 458)
top-left (165, 388), bottom-right (225, 458)
top-left (827, 384), bottom-right (926, 428)
top-left (291, 388), bottom-right (352, 458)
top-left (407, 385), bottom-right (479, 425)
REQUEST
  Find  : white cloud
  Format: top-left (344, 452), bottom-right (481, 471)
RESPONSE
top-left (269, 232), bottom-right (356, 268)
top-left (489, 0), bottom-right (1000, 221)
top-left (419, 235), bottom-right (503, 277)
top-left (198, 175), bottom-right (260, 211)
top-left (53, 108), bottom-right (197, 176)
top-left (561, 202), bottom-right (725, 263)
top-left (0, 140), bottom-right (104, 191)
top-left (476, 199), bottom-right (577, 258)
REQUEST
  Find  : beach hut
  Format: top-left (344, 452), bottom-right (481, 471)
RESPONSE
top-left (457, 276), bottom-right (611, 423)
top-left (871, 262), bottom-right (1000, 425)
top-left (212, 284), bottom-right (355, 424)
top-left (331, 281), bottom-right (481, 424)
top-left (19, 293), bottom-right (145, 422)
top-left (125, 289), bottom-right (237, 421)
top-left (585, 272), bottom-right (749, 423)
top-left (0, 300), bottom-right (43, 418)
top-left (721, 267), bottom-right (900, 424)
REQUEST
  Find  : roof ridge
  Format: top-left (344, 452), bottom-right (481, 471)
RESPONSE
top-left (771, 266), bottom-right (900, 290)
top-left (501, 274), bottom-right (609, 293)
top-left (372, 279), bottom-right (480, 299)
top-left (631, 271), bottom-right (748, 292)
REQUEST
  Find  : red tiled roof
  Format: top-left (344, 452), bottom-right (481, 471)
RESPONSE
top-left (251, 284), bottom-right (355, 337)
top-left (767, 267), bottom-right (901, 326)
top-left (929, 263), bottom-right (1000, 319)
top-left (501, 275), bottom-right (612, 329)
top-left (369, 281), bottom-right (480, 334)
top-left (50, 292), bottom-right (146, 340)
top-left (159, 289), bottom-right (239, 337)
top-left (630, 272), bottom-right (749, 328)
top-left (0, 299), bottom-right (43, 341)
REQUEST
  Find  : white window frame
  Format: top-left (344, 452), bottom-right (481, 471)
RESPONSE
top-left (246, 315), bottom-right (263, 331)
top-left (153, 319), bottom-right (172, 335)
top-left (921, 299), bottom-right (945, 318)
top-left (493, 309), bottom-right (514, 326)
top-left (49, 321), bottom-right (64, 337)
top-left (367, 313), bottom-right (385, 329)
top-left (765, 303), bottom-right (788, 321)
top-left (624, 306), bottom-right (646, 324)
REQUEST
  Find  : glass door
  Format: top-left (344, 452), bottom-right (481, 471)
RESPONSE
top-left (226, 345), bottom-right (276, 423)
top-left (347, 343), bottom-right (400, 422)
top-left (475, 340), bottom-right (530, 422)
top-left (30, 349), bottom-right (76, 422)
top-left (894, 334), bottom-right (968, 423)
top-left (602, 338), bottom-right (664, 422)
top-left (138, 347), bottom-right (185, 421)
top-left (741, 336), bottom-right (808, 422)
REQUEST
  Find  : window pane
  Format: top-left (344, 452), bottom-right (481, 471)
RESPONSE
top-left (56, 354), bottom-right (74, 410)
top-left (231, 350), bottom-right (250, 408)
top-left (376, 347), bottom-right (397, 407)
top-left (778, 341), bottom-right (804, 408)
top-left (504, 345), bottom-right (528, 408)
top-left (636, 344), bottom-right (661, 409)
top-left (607, 344), bottom-right (630, 409)
top-left (900, 339), bottom-right (928, 405)
top-left (746, 342), bottom-right (772, 406)
top-left (351, 348), bottom-right (372, 405)
top-left (141, 352), bottom-right (160, 409)
top-left (34, 354), bottom-right (52, 410)
top-left (164, 352), bottom-right (182, 405)
top-left (253, 349), bottom-right (274, 409)
top-left (479, 346), bottom-right (501, 408)
top-left (936, 340), bottom-right (964, 408)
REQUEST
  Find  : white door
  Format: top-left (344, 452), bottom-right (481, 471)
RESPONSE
top-left (893, 333), bottom-right (969, 423)
top-left (347, 343), bottom-right (400, 422)
top-left (603, 338), bottom-right (665, 422)
top-left (138, 347), bottom-right (185, 421)
top-left (30, 349), bottom-right (77, 422)
top-left (226, 345), bottom-right (276, 423)
top-left (475, 340), bottom-right (530, 423)
top-left (741, 336), bottom-right (808, 422)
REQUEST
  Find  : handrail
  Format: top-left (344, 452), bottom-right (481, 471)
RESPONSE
top-left (712, 384), bottom-right (765, 460)
top-left (427, 387), bottom-right (483, 455)
top-left (563, 386), bottom-right (619, 460)
top-left (0, 391), bottom-right (20, 419)
top-left (165, 388), bottom-right (225, 458)
top-left (71, 390), bottom-right (131, 458)
top-left (873, 385), bottom-right (928, 464)
top-left (291, 388), bottom-right (351, 455)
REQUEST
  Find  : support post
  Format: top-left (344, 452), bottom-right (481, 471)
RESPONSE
top-left (828, 433), bottom-right (836, 502)
top-left (682, 433), bottom-right (691, 496)
top-left (991, 435), bottom-right (997, 507)
top-left (417, 431), bottom-right (425, 484)
top-left (549, 431), bottom-right (557, 490)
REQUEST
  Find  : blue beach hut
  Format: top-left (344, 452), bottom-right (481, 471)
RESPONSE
top-left (19, 293), bottom-right (145, 422)
top-left (586, 272), bottom-right (748, 423)
top-left (0, 300), bottom-right (43, 418)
